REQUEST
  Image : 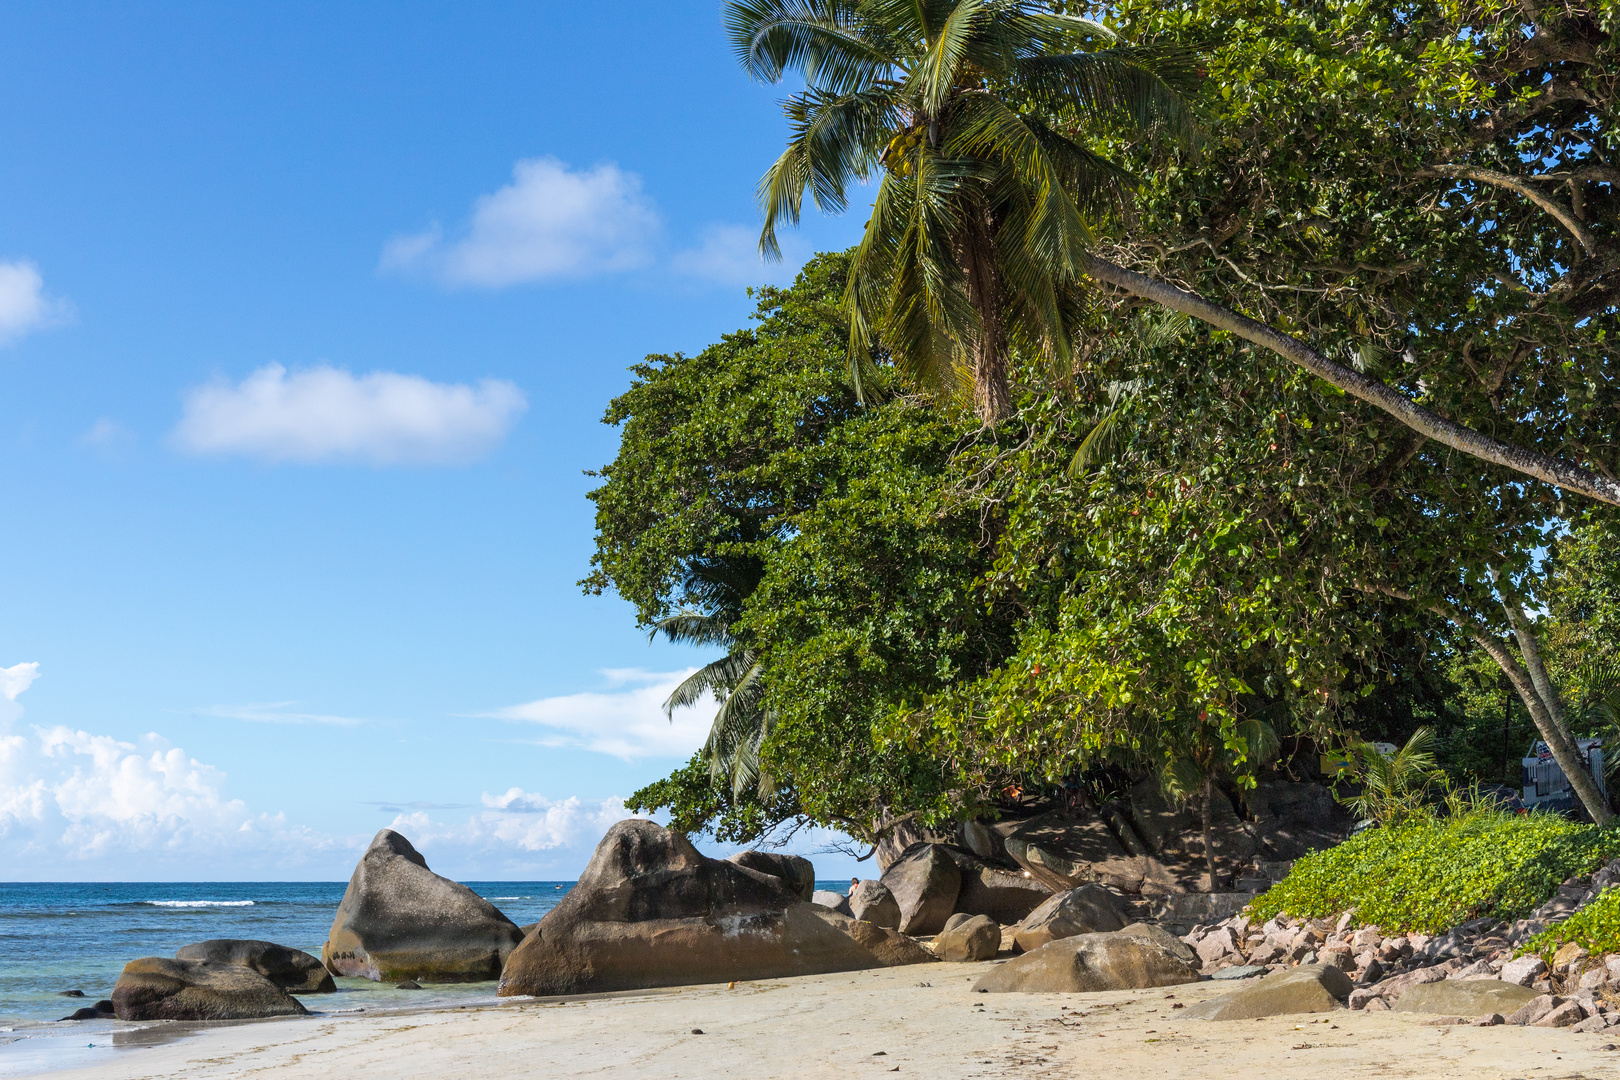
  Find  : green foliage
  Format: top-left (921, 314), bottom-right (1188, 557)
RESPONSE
top-left (1336, 729), bottom-right (1451, 826)
top-left (1522, 883), bottom-right (1620, 962)
top-left (1249, 814), bottom-right (1620, 934)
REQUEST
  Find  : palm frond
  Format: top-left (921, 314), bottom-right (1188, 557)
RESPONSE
top-left (1014, 46), bottom-right (1202, 145)
top-left (725, 0), bottom-right (892, 94)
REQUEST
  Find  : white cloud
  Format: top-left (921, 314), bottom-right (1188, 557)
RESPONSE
top-left (671, 224), bottom-right (807, 286)
top-left (172, 362), bottom-right (527, 465)
top-left (382, 158), bottom-right (660, 287)
top-left (0, 260), bottom-right (67, 345)
top-left (390, 790), bottom-right (633, 854)
top-left (486, 668), bottom-right (715, 760)
top-left (0, 661), bottom-right (39, 725)
top-left (194, 701), bottom-right (368, 726)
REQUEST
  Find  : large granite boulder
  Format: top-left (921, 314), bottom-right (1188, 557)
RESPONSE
top-left (1183, 964), bottom-right (1352, 1020)
top-left (950, 856), bottom-right (1051, 925)
top-left (935, 914), bottom-right (999, 961)
top-left (321, 829), bottom-right (524, 982)
top-left (726, 851), bottom-right (815, 901)
top-left (849, 880), bottom-right (902, 928)
top-left (112, 958), bottom-right (309, 1021)
top-left (1002, 812), bottom-right (1158, 894)
top-left (972, 923), bottom-right (1200, 993)
top-left (1011, 884), bottom-right (1130, 953)
top-left (880, 845), bottom-right (961, 935)
top-left (1393, 980), bottom-right (1539, 1016)
top-left (175, 939), bottom-right (335, 993)
top-left (1243, 781), bottom-right (1352, 860)
top-left (812, 890), bottom-right (853, 917)
top-left (497, 820), bottom-right (933, 997)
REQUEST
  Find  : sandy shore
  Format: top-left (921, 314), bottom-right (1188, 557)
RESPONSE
top-left (15, 962), bottom-right (1620, 1080)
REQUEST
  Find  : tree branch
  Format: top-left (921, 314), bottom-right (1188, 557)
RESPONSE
top-left (1418, 165), bottom-right (1597, 253)
top-left (1081, 254), bottom-right (1620, 508)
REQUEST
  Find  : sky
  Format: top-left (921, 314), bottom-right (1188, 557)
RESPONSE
top-left (0, 1), bottom-right (871, 881)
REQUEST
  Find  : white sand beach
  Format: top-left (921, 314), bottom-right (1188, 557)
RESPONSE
top-left (21, 962), bottom-right (1620, 1080)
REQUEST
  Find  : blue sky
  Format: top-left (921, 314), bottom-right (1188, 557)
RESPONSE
top-left (0, 1), bottom-right (869, 881)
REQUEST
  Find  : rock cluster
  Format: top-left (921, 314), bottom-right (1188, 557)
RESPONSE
top-left (1181, 858), bottom-right (1620, 1031)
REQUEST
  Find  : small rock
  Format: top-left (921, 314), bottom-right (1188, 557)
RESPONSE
top-left (1473, 1013), bottom-right (1504, 1026)
top-left (1506, 994), bottom-right (1561, 1026)
top-left (1554, 942), bottom-right (1591, 970)
top-left (691, 1028), bottom-right (704, 1035)
top-left (1248, 942), bottom-right (1286, 966)
top-left (57, 990), bottom-right (85, 998)
top-left (1419, 1015), bottom-right (1464, 1025)
top-left (1351, 927), bottom-right (1382, 950)
top-left (1575, 1015), bottom-right (1615, 1033)
top-left (395, 980), bottom-right (422, 990)
top-left (1534, 1000), bottom-right (1586, 1028)
top-left (1318, 945), bottom-right (1356, 972)
top-left (1364, 996), bottom-right (1390, 1012)
top-left (1499, 955), bottom-right (1547, 987)
top-left (1580, 968), bottom-right (1608, 991)
top-left (1210, 965), bottom-right (1268, 981)
top-left (1336, 911), bottom-right (1355, 933)
top-left (1358, 958), bottom-right (1384, 984)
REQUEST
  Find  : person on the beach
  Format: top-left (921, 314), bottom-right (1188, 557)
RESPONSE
top-left (849, 877), bottom-right (859, 893)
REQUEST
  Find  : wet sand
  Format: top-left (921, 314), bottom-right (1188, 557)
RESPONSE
top-left (18, 962), bottom-right (1620, 1079)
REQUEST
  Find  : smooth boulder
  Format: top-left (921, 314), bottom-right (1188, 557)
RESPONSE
top-left (935, 914), bottom-right (1000, 961)
top-left (112, 958), bottom-right (309, 1021)
top-left (322, 829), bottom-right (524, 982)
top-left (880, 845), bottom-right (961, 935)
top-left (972, 922), bottom-right (1200, 993)
top-left (497, 820), bottom-right (933, 997)
top-left (951, 859), bottom-right (1051, 925)
top-left (849, 880), bottom-right (902, 928)
top-left (1393, 980), bottom-right (1540, 1016)
top-left (812, 890), bottom-right (854, 917)
top-left (726, 851), bottom-right (815, 901)
top-left (1011, 884), bottom-right (1130, 953)
top-left (1183, 964), bottom-right (1352, 1020)
top-left (176, 939), bottom-right (335, 993)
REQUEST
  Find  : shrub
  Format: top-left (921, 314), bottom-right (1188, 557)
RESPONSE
top-left (1521, 886), bottom-right (1620, 961)
top-left (1248, 812), bottom-right (1620, 935)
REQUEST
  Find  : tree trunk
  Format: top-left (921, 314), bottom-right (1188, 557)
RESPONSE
top-left (1501, 596), bottom-right (1580, 752)
top-left (1469, 630), bottom-right (1613, 824)
top-left (1202, 773), bottom-right (1217, 892)
top-left (961, 206), bottom-right (1011, 424)
top-left (1080, 254), bottom-right (1620, 508)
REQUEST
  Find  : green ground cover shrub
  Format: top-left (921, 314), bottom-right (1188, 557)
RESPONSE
top-left (1521, 887), bottom-right (1620, 961)
top-left (1249, 812), bottom-right (1620, 934)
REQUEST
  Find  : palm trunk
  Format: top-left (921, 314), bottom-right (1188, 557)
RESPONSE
top-left (1470, 629), bottom-right (1612, 824)
top-left (961, 206), bottom-right (1010, 424)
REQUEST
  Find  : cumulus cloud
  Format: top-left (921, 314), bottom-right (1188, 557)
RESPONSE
top-left (390, 790), bottom-right (632, 855)
top-left (0, 667), bottom-right (341, 875)
top-left (1, 661), bottom-right (39, 726)
top-left (382, 158), bottom-right (660, 286)
top-left (485, 668), bottom-right (715, 760)
top-left (671, 224), bottom-right (808, 286)
top-left (0, 260), bottom-right (68, 345)
top-left (172, 362), bottom-right (527, 465)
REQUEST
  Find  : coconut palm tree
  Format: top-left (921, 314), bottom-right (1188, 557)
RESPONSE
top-left (726, 0), bottom-right (1198, 423)
top-left (653, 609), bottom-right (774, 798)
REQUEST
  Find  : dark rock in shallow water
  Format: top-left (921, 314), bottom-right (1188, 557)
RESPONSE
top-left (112, 958), bottom-right (309, 1021)
top-left (59, 1008), bottom-right (100, 1021)
top-left (94, 999), bottom-right (113, 1015)
top-left (57, 990), bottom-right (84, 998)
top-left (176, 939), bottom-right (335, 993)
top-left (321, 829), bottom-right (524, 983)
top-left (395, 980), bottom-right (422, 990)
top-left (496, 819), bottom-right (934, 997)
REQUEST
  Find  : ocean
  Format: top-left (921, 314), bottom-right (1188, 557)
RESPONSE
top-left (0, 878), bottom-right (854, 1076)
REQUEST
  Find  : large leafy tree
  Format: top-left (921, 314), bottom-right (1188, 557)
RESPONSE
top-left (726, 0), bottom-right (1197, 423)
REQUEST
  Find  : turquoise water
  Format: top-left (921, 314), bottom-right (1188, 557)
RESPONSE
top-left (0, 880), bottom-right (573, 1028)
top-left (0, 877), bottom-right (854, 1073)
